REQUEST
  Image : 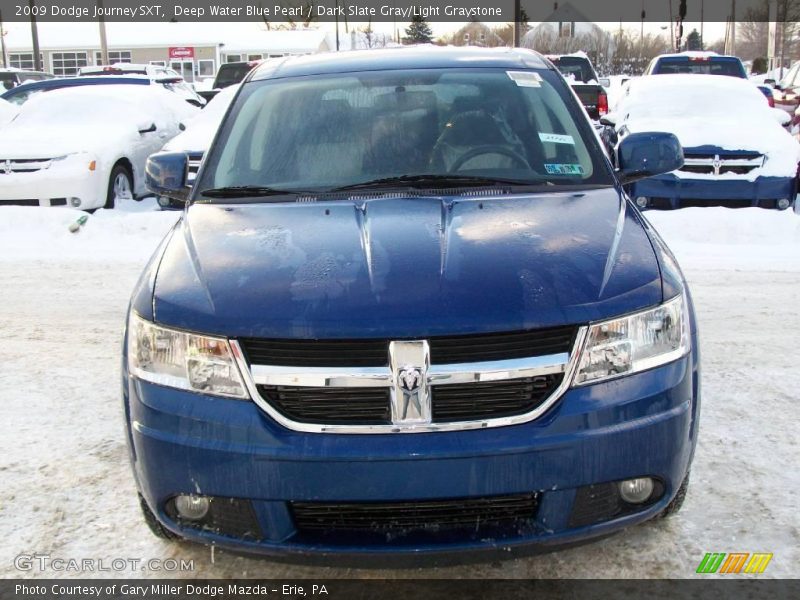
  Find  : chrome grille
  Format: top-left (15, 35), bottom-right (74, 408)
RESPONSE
top-left (232, 326), bottom-right (587, 434)
top-left (0, 158), bottom-right (53, 174)
top-left (680, 152), bottom-right (764, 176)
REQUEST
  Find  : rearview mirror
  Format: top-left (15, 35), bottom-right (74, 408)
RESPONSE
top-left (138, 123), bottom-right (157, 134)
top-left (617, 132), bottom-right (683, 185)
top-left (145, 152), bottom-right (190, 202)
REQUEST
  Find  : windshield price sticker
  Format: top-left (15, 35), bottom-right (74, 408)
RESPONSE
top-left (539, 133), bottom-right (575, 145)
top-left (544, 163), bottom-right (585, 175)
top-left (507, 71), bottom-right (542, 87)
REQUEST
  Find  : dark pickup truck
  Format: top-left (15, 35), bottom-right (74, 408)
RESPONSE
top-left (197, 60), bottom-right (262, 103)
top-left (546, 53), bottom-right (608, 120)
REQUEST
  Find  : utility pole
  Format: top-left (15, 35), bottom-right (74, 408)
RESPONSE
top-left (29, 0), bottom-right (41, 71)
top-left (513, 0), bottom-right (521, 47)
top-left (335, 0), bottom-right (339, 50)
top-left (700, 0), bottom-right (705, 48)
top-left (98, 0), bottom-right (109, 65)
top-left (729, 0), bottom-right (736, 56)
top-left (0, 9), bottom-right (8, 69)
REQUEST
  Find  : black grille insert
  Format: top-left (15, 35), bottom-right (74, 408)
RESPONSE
top-left (431, 374), bottom-right (563, 422)
top-left (240, 325), bottom-right (576, 368)
top-left (292, 493), bottom-right (539, 533)
top-left (258, 385), bottom-right (391, 424)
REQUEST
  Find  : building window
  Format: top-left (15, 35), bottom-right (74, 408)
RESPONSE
top-left (463, 33), bottom-right (470, 44)
top-left (479, 33), bottom-right (486, 43)
top-left (9, 53), bottom-right (42, 70)
top-left (94, 50), bottom-right (132, 65)
top-left (225, 54), bottom-right (242, 63)
top-left (559, 22), bottom-right (575, 38)
top-left (247, 53), bottom-right (263, 61)
top-left (51, 52), bottom-right (88, 77)
top-left (149, 61), bottom-right (166, 67)
top-left (268, 54), bottom-right (284, 58)
top-left (197, 59), bottom-right (215, 78)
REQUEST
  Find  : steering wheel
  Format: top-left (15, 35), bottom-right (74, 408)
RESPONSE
top-left (448, 145), bottom-right (530, 172)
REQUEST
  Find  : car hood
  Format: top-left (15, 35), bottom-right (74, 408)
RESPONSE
top-left (624, 115), bottom-right (800, 177)
top-left (150, 188), bottom-right (664, 339)
top-left (0, 124), bottom-right (131, 158)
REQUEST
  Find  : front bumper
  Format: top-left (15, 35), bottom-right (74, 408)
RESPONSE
top-left (629, 173), bottom-right (796, 209)
top-left (0, 166), bottom-right (104, 209)
top-left (124, 345), bottom-right (700, 561)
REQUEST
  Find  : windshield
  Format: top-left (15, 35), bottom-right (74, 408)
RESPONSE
top-left (198, 68), bottom-right (610, 198)
top-left (215, 64), bottom-right (255, 89)
top-left (550, 57), bottom-right (596, 83)
top-left (653, 58), bottom-right (746, 77)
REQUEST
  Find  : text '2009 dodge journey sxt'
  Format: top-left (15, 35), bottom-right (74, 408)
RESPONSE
top-left (125, 47), bottom-right (700, 562)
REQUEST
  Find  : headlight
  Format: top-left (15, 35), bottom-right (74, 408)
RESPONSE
top-left (48, 152), bottom-right (95, 171)
top-left (572, 293), bottom-right (690, 386)
top-left (127, 313), bottom-right (247, 399)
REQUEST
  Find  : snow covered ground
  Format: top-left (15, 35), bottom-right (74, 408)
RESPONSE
top-left (0, 202), bottom-right (798, 579)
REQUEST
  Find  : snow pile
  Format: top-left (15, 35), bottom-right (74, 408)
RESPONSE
top-left (0, 200), bottom-right (180, 263)
top-left (613, 74), bottom-right (800, 178)
top-left (647, 207), bottom-right (800, 272)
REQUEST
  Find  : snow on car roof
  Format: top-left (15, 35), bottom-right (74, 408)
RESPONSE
top-left (16, 84), bottom-right (197, 126)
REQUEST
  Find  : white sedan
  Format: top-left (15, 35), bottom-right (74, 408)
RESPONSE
top-left (0, 85), bottom-right (198, 210)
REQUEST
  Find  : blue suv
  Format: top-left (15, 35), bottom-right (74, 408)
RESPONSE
top-left (125, 47), bottom-right (700, 562)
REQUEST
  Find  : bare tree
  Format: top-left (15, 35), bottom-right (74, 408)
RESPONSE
top-left (738, 0), bottom-right (800, 65)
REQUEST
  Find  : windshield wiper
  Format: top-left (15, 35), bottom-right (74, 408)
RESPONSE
top-left (200, 186), bottom-right (310, 199)
top-left (328, 174), bottom-right (536, 192)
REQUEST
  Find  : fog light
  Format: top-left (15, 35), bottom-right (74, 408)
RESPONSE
top-left (174, 495), bottom-right (210, 521)
top-left (635, 196), bottom-right (649, 209)
top-left (618, 477), bottom-right (655, 504)
top-left (777, 198), bottom-right (790, 210)
top-left (69, 197), bottom-right (81, 207)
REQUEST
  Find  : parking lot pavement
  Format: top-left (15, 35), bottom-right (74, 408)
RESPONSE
top-left (0, 209), bottom-right (798, 578)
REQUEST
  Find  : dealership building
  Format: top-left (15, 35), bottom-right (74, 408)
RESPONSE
top-left (1, 22), bottom-right (335, 81)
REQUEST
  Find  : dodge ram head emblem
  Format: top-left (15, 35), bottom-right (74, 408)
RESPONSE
top-left (398, 367), bottom-right (424, 420)
top-left (389, 341), bottom-right (431, 426)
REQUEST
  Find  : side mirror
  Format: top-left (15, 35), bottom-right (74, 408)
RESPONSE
top-left (772, 107), bottom-right (791, 126)
top-left (145, 152), bottom-right (190, 202)
top-left (617, 132), bottom-right (683, 185)
top-left (599, 113), bottom-right (617, 127)
top-left (138, 123), bottom-right (157, 134)
top-left (599, 77), bottom-right (611, 88)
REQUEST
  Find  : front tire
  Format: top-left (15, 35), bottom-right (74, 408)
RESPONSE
top-left (105, 164), bottom-right (133, 210)
top-left (138, 493), bottom-right (179, 540)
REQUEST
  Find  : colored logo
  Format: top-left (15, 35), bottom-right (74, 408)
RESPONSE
top-left (696, 552), bottom-right (773, 574)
